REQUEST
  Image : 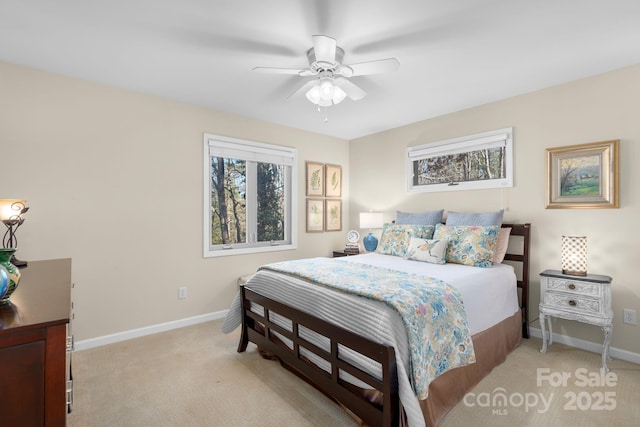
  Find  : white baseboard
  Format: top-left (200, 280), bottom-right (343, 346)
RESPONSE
top-left (73, 315), bottom-right (640, 365)
top-left (529, 326), bottom-right (640, 365)
top-left (73, 309), bottom-right (229, 351)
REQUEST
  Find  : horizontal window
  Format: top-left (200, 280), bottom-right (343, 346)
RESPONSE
top-left (407, 128), bottom-right (513, 193)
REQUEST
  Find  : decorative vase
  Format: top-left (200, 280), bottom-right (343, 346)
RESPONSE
top-left (363, 232), bottom-right (379, 252)
top-left (0, 265), bottom-right (8, 300)
top-left (0, 248), bottom-right (21, 305)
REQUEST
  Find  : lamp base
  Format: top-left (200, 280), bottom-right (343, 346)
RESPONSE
top-left (362, 233), bottom-right (379, 252)
top-left (562, 269), bottom-right (586, 276)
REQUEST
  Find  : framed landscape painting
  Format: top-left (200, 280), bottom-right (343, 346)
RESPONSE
top-left (546, 140), bottom-right (619, 209)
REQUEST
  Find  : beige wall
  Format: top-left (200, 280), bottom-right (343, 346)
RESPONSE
top-left (3, 59), bottom-right (639, 356)
top-left (350, 64), bottom-right (640, 355)
top-left (0, 61), bottom-right (349, 341)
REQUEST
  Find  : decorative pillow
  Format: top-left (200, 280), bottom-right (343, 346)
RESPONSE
top-left (493, 227), bottom-right (512, 264)
top-left (445, 209), bottom-right (504, 226)
top-left (405, 238), bottom-right (447, 264)
top-left (375, 224), bottom-right (435, 257)
top-left (396, 209), bottom-right (444, 225)
top-left (434, 224), bottom-right (500, 268)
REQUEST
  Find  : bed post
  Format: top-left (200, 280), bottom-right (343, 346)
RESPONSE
top-left (237, 285), bottom-right (250, 352)
top-left (502, 223), bottom-right (531, 338)
top-left (520, 223), bottom-right (531, 338)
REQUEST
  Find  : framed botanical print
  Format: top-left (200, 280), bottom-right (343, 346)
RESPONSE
top-left (324, 164), bottom-right (342, 197)
top-left (306, 161), bottom-right (324, 196)
top-left (306, 198), bottom-right (324, 232)
top-left (325, 199), bottom-right (342, 232)
top-left (546, 140), bottom-right (619, 209)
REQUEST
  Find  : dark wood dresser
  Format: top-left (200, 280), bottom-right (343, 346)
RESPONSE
top-left (0, 259), bottom-right (72, 427)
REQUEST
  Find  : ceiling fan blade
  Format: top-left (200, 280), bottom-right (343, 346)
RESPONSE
top-left (312, 35), bottom-right (337, 63)
top-left (334, 77), bottom-right (367, 101)
top-left (288, 80), bottom-right (317, 99)
top-left (342, 58), bottom-right (400, 76)
top-left (253, 67), bottom-right (310, 75)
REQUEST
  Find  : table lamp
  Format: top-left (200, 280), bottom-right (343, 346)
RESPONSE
top-left (0, 199), bottom-right (29, 267)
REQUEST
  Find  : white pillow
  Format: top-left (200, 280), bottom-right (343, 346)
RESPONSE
top-left (405, 237), bottom-right (447, 264)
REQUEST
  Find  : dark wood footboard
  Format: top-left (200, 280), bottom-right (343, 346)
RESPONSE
top-left (238, 286), bottom-right (400, 427)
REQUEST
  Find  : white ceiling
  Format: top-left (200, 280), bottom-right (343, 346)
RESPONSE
top-left (2, 0), bottom-right (640, 140)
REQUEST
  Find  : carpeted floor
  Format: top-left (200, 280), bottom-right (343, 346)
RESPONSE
top-left (68, 319), bottom-right (639, 426)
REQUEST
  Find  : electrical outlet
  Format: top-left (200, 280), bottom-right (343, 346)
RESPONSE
top-left (178, 287), bottom-right (187, 300)
top-left (623, 309), bottom-right (637, 325)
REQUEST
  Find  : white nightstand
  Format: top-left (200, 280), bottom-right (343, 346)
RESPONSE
top-left (539, 269), bottom-right (613, 371)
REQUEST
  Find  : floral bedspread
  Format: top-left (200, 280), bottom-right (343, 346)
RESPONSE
top-left (261, 257), bottom-right (476, 399)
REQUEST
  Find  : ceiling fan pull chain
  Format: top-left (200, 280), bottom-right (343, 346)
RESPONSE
top-left (324, 107), bottom-right (328, 123)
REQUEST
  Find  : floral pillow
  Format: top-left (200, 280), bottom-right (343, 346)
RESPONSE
top-left (405, 237), bottom-right (447, 264)
top-left (433, 224), bottom-right (500, 268)
top-left (375, 224), bottom-right (435, 257)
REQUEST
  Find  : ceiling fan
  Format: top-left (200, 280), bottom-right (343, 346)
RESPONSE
top-left (253, 35), bottom-right (400, 107)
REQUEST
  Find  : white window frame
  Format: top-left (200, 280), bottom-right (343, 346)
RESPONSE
top-left (203, 133), bottom-right (297, 257)
top-left (407, 127), bottom-right (513, 193)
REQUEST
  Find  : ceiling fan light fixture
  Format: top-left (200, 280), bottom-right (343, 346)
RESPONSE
top-left (305, 80), bottom-right (346, 106)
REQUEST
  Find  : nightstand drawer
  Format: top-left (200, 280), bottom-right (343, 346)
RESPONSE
top-left (544, 292), bottom-right (601, 315)
top-left (546, 277), bottom-right (600, 297)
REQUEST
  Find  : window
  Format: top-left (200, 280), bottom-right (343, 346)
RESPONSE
top-left (407, 127), bottom-right (513, 193)
top-left (203, 134), bottom-right (297, 257)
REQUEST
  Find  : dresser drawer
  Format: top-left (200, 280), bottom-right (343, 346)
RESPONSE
top-left (543, 291), bottom-right (602, 315)
top-left (546, 277), bottom-right (600, 297)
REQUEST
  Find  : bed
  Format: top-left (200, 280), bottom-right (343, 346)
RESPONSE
top-left (223, 223), bottom-right (530, 427)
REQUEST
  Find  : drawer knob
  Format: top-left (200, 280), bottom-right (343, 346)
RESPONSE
top-left (568, 300), bottom-right (577, 306)
top-left (568, 283), bottom-right (576, 290)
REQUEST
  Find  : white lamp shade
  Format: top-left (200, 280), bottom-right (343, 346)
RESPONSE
top-left (332, 86), bottom-right (346, 104)
top-left (0, 199), bottom-right (27, 221)
top-left (319, 81), bottom-right (334, 101)
top-left (561, 235), bottom-right (587, 276)
top-left (305, 85), bottom-right (321, 104)
top-left (360, 212), bottom-right (384, 229)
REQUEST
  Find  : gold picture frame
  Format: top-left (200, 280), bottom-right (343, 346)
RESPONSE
top-left (324, 164), bottom-right (342, 197)
top-left (546, 140), bottom-right (619, 209)
top-left (325, 199), bottom-right (342, 232)
top-left (306, 161), bottom-right (324, 196)
top-left (306, 198), bottom-right (324, 232)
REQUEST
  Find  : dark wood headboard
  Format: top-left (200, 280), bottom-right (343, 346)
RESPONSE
top-left (501, 223), bottom-right (531, 338)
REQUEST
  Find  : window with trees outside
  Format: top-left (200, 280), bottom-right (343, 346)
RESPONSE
top-left (407, 127), bottom-right (513, 193)
top-left (203, 134), bottom-right (297, 257)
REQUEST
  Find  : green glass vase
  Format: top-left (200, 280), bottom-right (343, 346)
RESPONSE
top-left (0, 248), bottom-right (21, 305)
